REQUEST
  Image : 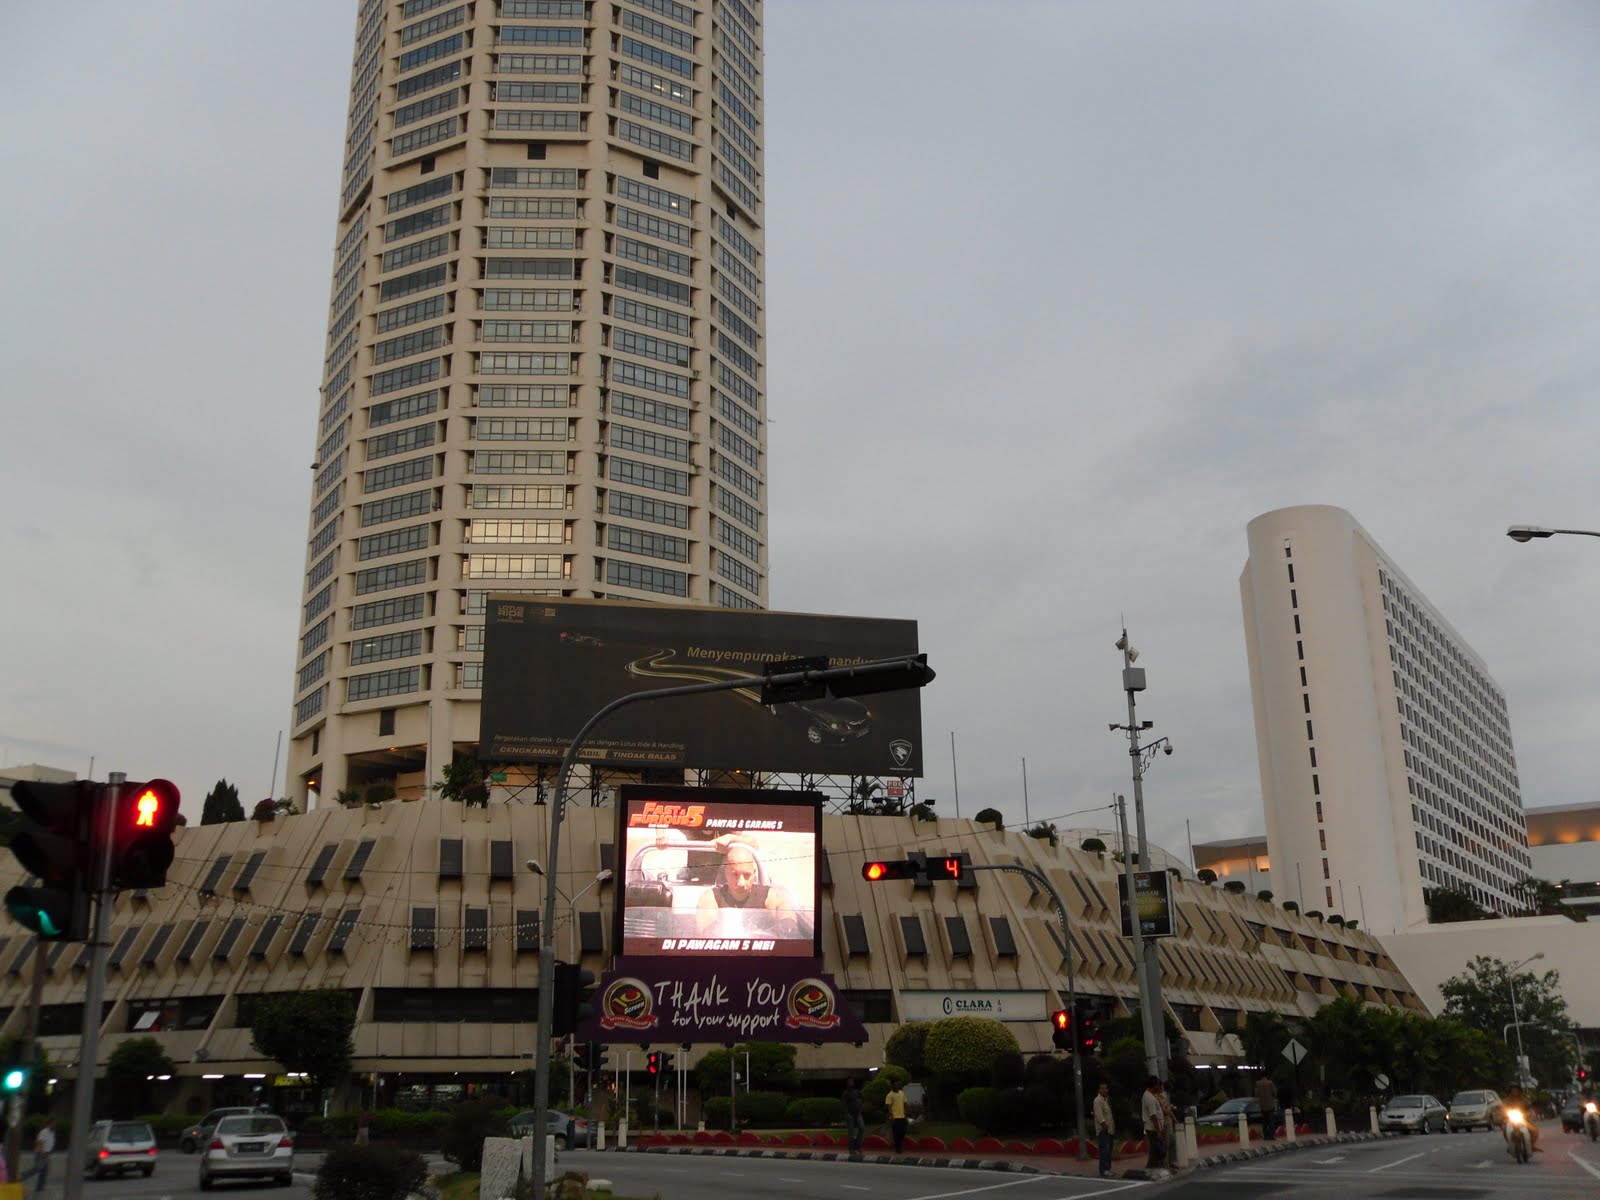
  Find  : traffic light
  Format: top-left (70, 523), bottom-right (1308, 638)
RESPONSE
top-left (1074, 999), bottom-right (1099, 1055)
top-left (659, 1050), bottom-right (675, 1076)
top-left (577, 1043), bottom-right (608, 1072)
top-left (108, 779), bottom-right (179, 889)
top-left (2, 1066), bottom-right (30, 1094)
top-left (5, 780), bottom-right (96, 941)
top-left (1050, 1009), bottom-right (1072, 1052)
top-left (646, 1051), bottom-right (661, 1076)
top-left (551, 961), bottom-right (597, 1038)
top-left (860, 853), bottom-right (966, 882)
top-left (1579, 1066), bottom-right (1590, 1084)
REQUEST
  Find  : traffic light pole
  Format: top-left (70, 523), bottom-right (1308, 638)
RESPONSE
top-left (63, 773), bottom-right (121, 1200)
top-left (529, 654), bottom-right (935, 1192)
top-left (5, 941), bottom-right (48, 1180)
top-left (967, 863), bottom-right (1087, 1160)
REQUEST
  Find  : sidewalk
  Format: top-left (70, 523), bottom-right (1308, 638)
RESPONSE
top-left (612, 1123), bottom-right (1393, 1181)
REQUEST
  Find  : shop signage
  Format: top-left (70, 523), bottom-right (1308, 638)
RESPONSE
top-left (896, 990), bottom-right (1048, 1023)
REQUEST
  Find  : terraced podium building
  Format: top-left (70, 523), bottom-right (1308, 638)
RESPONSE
top-left (288, 0), bottom-right (770, 810)
top-left (0, 805), bottom-right (1423, 1117)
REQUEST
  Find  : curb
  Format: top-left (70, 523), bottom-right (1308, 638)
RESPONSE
top-left (1189, 1130), bottom-right (1393, 1170)
top-left (613, 1144), bottom-right (1057, 1174)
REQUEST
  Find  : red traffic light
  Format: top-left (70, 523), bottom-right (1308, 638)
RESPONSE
top-left (862, 861), bottom-right (905, 882)
top-left (109, 779), bottom-right (180, 890)
top-left (1051, 1009), bottom-right (1070, 1031)
top-left (646, 1052), bottom-right (660, 1075)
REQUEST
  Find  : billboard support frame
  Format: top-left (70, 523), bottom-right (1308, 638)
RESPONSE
top-left (527, 653), bottom-right (935, 1192)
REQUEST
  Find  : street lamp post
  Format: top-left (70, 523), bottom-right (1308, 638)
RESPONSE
top-left (526, 653), bottom-right (935, 1192)
top-left (1506, 525), bottom-right (1600, 543)
top-left (526, 862), bottom-right (612, 1107)
top-left (1507, 952), bottom-right (1545, 1087)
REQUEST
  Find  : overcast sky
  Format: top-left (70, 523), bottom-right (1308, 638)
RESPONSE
top-left (2, 2), bottom-right (1596, 855)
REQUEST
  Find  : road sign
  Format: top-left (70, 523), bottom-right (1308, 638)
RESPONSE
top-left (1374, 1073), bottom-right (1390, 1090)
top-left (1282, 1038), bottom-right (1307, 1066)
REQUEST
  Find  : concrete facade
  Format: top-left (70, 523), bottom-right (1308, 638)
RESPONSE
top-left (1240, 506), bottom-right (1532, 934)
top-left (288, 0), bottom-right (769, 810)
top-left (0, 803), bottom-right (1422, 1115)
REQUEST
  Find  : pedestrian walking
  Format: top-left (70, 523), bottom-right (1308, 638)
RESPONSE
top-left (356, 1107), bottom-right (372, 1145)
top-left (26, 1118), bottom-right (56, 1196)
top-left (841, 1079), bottom-right (864, 1159)
top-left (1093, 1081), bottom-right (1116, 1177)
top-left (1141, 1077), bottom-right (1167, 1169)
top-left (885, 1081), bottom-right (908, 1154)
top-left (1255, 1075), bottom-right (1279, 1141)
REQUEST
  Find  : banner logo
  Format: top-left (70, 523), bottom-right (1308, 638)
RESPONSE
top-left (784, 977), bottom-right (842, 1030)
top-left (598, 977), bottom-right (657, 1031)
top-left (889, 740), bottom-right (913, 768)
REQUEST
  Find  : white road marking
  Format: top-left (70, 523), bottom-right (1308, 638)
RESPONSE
top-left (840, 1186), bottom-right (871, 1192)
top-left (1570, 1151), bottom-right (1600, 1180)
top-left (905, 1177), bottom-right (1052, 1200)
top-left (1368, 1151), bottom-right (1425, 1172)
top-left (1078, 1182), bottom-right (1150, 1195)
top-left (779, 1177), bottom-right (806, 1183)
top-left (1310, 1155), bottom-right (1345, 1163)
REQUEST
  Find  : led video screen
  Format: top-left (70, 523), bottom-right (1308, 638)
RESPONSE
top-left (616, 786), bottom-right (821, 959)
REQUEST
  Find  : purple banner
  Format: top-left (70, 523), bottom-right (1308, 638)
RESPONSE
top-left (577, 956), bottom-right (869, 1045)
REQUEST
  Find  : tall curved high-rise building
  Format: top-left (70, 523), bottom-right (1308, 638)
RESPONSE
top-left (1240, 506), bottom-right (1531, 934)
top-left (288, 0), bottom-right (767, 808)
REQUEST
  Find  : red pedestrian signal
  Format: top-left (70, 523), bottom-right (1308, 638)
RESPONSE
top-left (1050, 1009), bottom-right (1072, 1051)
top-left (109, 779), bottom-right (179, 889)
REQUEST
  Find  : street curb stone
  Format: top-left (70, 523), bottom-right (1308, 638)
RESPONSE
top-left (1189, 1130), bottom-right (1393, 1171)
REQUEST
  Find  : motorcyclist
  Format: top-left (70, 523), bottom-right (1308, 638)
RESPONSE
top-left (1502, 1085), bottom-right (1541, 1154)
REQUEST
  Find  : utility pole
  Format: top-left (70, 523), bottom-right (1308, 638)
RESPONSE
top-left (1112, 628), bottom-right (1170, 1081)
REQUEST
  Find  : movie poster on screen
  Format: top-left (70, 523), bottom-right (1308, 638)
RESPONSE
top-left (615, 785), bottom-right (821, 959)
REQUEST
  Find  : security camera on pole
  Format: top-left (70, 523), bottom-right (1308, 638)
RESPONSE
top-left (1109, 626), bottom-right (1173, 1081)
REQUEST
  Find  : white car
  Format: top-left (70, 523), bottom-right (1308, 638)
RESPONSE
top-left (197, 1113), bottom-right (294, 1190)
top-left (83, 1120), bottom-right (158, 1180)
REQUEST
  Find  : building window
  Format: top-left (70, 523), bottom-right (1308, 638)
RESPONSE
top-left (841, 914), bottom-right (869, 957)
top-left (899, 915), bottom-right (927, 957)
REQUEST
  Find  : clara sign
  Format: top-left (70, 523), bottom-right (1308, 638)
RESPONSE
top-left (896, 990), bottom-right (1048, 1024)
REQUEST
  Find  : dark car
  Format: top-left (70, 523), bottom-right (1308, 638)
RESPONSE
top-left (1560, 1095), bottom-right (1588, 1133)
top-left (1196, 1097), bottom-right (1262, 1127)
top-left (784, 696), bottom-right (871, 745)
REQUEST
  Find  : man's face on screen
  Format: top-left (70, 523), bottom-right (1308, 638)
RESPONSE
top-left (724, 847), bottom-right (758, 901)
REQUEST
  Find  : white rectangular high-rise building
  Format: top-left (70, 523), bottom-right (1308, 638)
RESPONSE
top-left (1240, 506), bottom-right (1532, 933)
top-left (288, 0), bottom-right (767, 807)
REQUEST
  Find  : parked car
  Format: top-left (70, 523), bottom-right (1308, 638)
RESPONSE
top-left (509, 1109), bottom-right (589, 1148)
top-left (181, 1107), bottom-right (257, 1154)
top-left (1445, 1089), bottom-right (1502, 1131)
top-left (197, 1113), bottom-right (294, 1190)
top-left (83, 1120), bottom-right (158, 1180)
top-left (1196, 1097), bottom-right (1263, 1127)
top-left (1378, 1094), bottom-right (1448, 1134)
top-left (1560, 1095), bottom-right (1588, 1133)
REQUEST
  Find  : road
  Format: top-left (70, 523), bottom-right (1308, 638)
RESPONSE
top-left (1166, 1122), bottom-right (1600, 1199)
top-left (23, 1151), bottom-right (316, 1199)
top-left (564, 1150), bottom-right (1149, 1200)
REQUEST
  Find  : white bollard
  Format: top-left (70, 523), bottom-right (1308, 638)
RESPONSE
top-left (595, 1120), bottom-right (605, 1151)
top-left (1239, 1112), bottom-right (1251, 1144)
top-left (1325, 1107), bottom-right (1337, 1137)
top-left (696, 1120), bottom-right (705, 1133)
top-left (617, 1119), bottom-right (628, 1148)
top-left (1169, 1121), bottom-right (1187, 1168)
top-left (1369, 1106), bottom-right (1379, 1134)
top-left (1284, 1108), bottom-right (1296, 1142)
top-left (544, 1133), bottom-right (558, 1184)
top-left (1185, 1116), bottom-right (1199, 1163)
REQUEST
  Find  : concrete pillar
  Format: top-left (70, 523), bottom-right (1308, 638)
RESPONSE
top-left (1239, 1112), bottom-right (1251, 1144)
top-left (1284, 1108), bottom-right (1296, 1142)
top-left (1325, 1107), bottom-right (1337, 1136)
top-left (1369, 1106), bottom-right (1379, 1134)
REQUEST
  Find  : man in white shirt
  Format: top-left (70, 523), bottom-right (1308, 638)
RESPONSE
top-left (1093, 1082), bottom-right (1116, 1176)
top-left (1141, 1077), bottom-right (1167, 1169)
top-left (28, 1119), bottom-right (56, 1196)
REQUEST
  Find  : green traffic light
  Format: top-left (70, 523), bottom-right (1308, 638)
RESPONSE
top-left (2, 1068), bottom-right (26, 1092)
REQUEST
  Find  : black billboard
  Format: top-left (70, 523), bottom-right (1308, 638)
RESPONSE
top-left (479, 597), bottom-right (925, 775)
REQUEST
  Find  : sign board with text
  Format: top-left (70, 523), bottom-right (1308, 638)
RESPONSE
top-left (1118, 869), bottom-right (1177, 938)
top-left (896, 990), bottom-right (1049, 1024)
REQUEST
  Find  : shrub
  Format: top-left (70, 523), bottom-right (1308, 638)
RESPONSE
top-left (440, 1095), bottom-right (508, 1170)
top-left (136, 1114), bottom-right (192, 1140)
top-left (924, 1017), bottom-right (1020, 1092)
top-left (990, 1050), bottom-right (1025, 1089)
top-left (742, 1091), bottom-right (789, 1125)
top-left (703, 1096), bottom-right (732, 1129)
top-left (1223, 881), bottom-right (1246, 894)
top-left (884, 1021), bottom-right (933, 1078)
top-left (371, 1108), bottom-right (449, 1142)
top-left (1281, 900), bottom-right (1299, 912)
top-left (784, 1097), bottom-right (844, 1128)
top-left (1196, 868), bottom-right (1217, 884)
top-left (313, 1144), bottom-right (427, 1200)
top-left (956, 1086), bottom-right (997, 1132)
top-left (991, 1087), bottom-right (1032, 1133)
top-left (1257, 890), bottom-right (1274, 902)
top-left (1081, 837), bottom-right (1107, 854)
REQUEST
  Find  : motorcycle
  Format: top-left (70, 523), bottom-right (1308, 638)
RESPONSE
top-left (1585, 1100), bottom-right (1598, 1142)
top-left (1505, 1108), bottom-right (1532, 1164)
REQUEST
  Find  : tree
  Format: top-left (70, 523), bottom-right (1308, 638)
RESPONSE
top-left (1023, 821), bottom-right (1058, 848)
top-left (923, 1016), bottom-right (1019, 1091)
top-left (251, 989), bottom-right (357, 1110)
top-left (692, 1042), bottom-right (797, 1096)
top-left (201, 779), bottom-right (245, 825)
top-left (1440, 955), bottom-right (1572, 1089)
top-left (433, 754), bottom-right (489, 808)
top-left (974, 807), bottom-right (1005, 831)
top-left (1081, 837), bottom-right (1107, 855)
top-left (1425, 886), bottom-right (1489, 923)
top-left (883, 1021), bottom-right (933, 1079)
top-left (106, 1036), bottom-right (175, 1117)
